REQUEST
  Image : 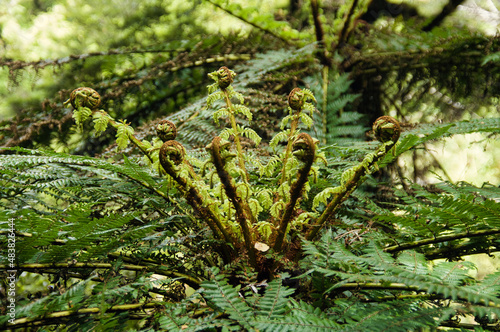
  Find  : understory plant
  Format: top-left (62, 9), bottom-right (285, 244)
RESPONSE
top-left (66, 67), bottom-right (402, 273)
top-left (1, 67), bottom-right (499, 331)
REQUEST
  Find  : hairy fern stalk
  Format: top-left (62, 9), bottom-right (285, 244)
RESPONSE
top-left (1, 65), bottom-right (499, 331)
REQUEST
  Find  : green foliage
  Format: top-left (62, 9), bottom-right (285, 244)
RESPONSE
top-left (159, 270), bottom-right (342, 331)
top-left (204, 0), bottom-right (310, 45)
top-left (92, 111), bottom-right (111, 135)
top-left (305, 71), bottom-right (363, 145)
top-left (2, 68), bottom-right (499, 330)
top-left (72, 106), bottom-right (93, 130)
top-left (115, 121), bottom-right (135, 150)
top-left (299, 190), bottom-right (500, 329)
top-left (1, 1), bottom-right (500, 331)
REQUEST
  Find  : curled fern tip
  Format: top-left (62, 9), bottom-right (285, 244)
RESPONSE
top-left (288, 88), bottom-right (305, 111)
top-left (292, 133), bottom-right (316, 163)
top-left (156, 120), bottom-right (177, 142)
top-left (69, 87), bottom-right (101, 110)
top-left (159, 140), bottom-right (185, 170)
top-left (209, 66), bottom-right (235, 90)
top-left (373, 116), bottom-right (401, 143)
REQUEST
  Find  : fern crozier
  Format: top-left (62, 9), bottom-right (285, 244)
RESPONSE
top-left (156, 120), bottom-right (177, 142)
top-left (69, 87), bottom-right (101, 110)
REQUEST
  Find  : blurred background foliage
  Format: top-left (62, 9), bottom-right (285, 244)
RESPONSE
top-left (1, 1), bottom-right (500, 330)
top-left (1, 0), bottom-right (498, 186)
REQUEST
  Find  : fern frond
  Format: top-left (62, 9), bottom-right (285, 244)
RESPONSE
top-left (201, 271), bottom-right (254, 330)
top-left (303, 230), bottom-right (500, 309)
top-left (256, 279), bottom-right (295, 319)
top-left (254, 300), bottom-right (340, 332)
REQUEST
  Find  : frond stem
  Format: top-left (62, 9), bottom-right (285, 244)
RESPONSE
top-left (207, 136), bottom-right (257, 267)
top-left (204, 0), bottom-right (292, 45)
top-left (223, 90), bottom-right (249, 182)
top-left (274, 133), bottom-right (316, 252)
top-left (4, 302), bottom-right (163, 330)
top-left (0, 263), bottom-right (201, 288)
top-left (384, 228), bottom-right (500, 253)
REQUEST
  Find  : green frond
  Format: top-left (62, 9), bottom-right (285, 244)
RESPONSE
top-left (256, 188), bottom-right (273, 209)
top-left (92, 111), bottom-right (110, 135)
top-left (254, 300), bottom-right (340, 332)
top-left (270, 131), bottom-right (289, 150)
top-left (375, 182), bottom-right (500, 240)
top-left (303, 229), bottom-right (500, 312)
top-left (299, 112), bottom-right (313, 128)
top-left (233, 104), bottom-right (252, 121)
top-left (256, 221), bottom-right (273, 240)
top-left (240, 127), bottom-right (262, 145)
top-left (206, 90), bottom-right (225, 106)
top-left (201, 272), bottom-right (254, 330)
top-left (312, 186), bottom-right (343, 210)
top-left (380, 118), bottom-right (500, 167)
top-left (231, 90), bottom-right (245, 104)
top-left (257, 279), bottom-right (295, 319)
top-left (212, 107), bottom-right (230, 125)
top-left (73, 106), bottom-right (93, 129)
top-left (219, 127), bottom-right (235, 141)
top-left (280, 114), bottom-right (292, 130)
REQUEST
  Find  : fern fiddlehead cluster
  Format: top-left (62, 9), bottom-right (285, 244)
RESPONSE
top-left (67, 67), bottom-right (400, 274)
top-left (156, 119), bottom-right (177, 142)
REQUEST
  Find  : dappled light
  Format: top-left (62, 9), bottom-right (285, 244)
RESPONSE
top-left (1, 0), bottom-right (499, 330)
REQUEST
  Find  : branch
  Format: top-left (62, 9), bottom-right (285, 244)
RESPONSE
top-left (4, 302), bottom-right (163, 329)
top-left (0, 47), bottom-right (190, 71)
top-left (1, 47), bottom-right (252, 73)
top-left (0, 230), bottom-right (66, 245)
top-left (384, 228), bottom-right (500, 253)
top-left (0, 262), bottom-right (201, 289)
top-left (335, 282), bottom-right (500, 307)
top-left (336, 0), bottom-right (359, 50)
top-left (425, 237), bottom-right (500, 260)
top-left (335, 282), bottom-right (420, 292)
top-left (204, 0), bottom-right (292, 45)
top-left (310, 0), bottom-right (331, 66)
top-left (439, 321), bottom-right (500, 330)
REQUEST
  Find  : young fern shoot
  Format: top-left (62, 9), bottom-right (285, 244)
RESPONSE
top-left (65, 87), bottom-right (154, 164)
top-left (207, 67), bottom-right (261, 182)
top-left (278, 88), bottom-right (316, 185)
